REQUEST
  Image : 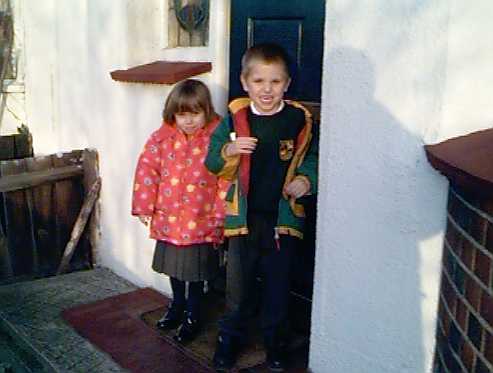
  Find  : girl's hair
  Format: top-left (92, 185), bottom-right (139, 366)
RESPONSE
top-left (241, 43), bottom-right (290, 78)
top-left (162, 79), bottom-right (217, 124)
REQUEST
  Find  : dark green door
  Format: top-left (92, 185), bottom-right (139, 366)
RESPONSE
top-left (229, 0), bottom-right (325, 102)
top-left (228, 0), bottom-right (325, 334)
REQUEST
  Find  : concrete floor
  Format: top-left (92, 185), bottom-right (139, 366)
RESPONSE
top-left (0, 268), bottom-right (309, 373)
top-left (0, 268), bottom-right (137, 372)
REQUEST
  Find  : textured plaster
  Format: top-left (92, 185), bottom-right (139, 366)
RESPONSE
top-left (309, 1), bottom-right (493, 372)
top-left (22, 0), bottom-right (230, 298)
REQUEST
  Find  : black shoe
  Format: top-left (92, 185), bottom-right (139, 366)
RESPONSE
top-left (265, 348), bottom-right (286, 372)
top-left (212, 334), bottom-right (239, 372)
top-left (173, 313), bottom-right (200, 344)
top-left (156, 304), bottom-right (183, 330)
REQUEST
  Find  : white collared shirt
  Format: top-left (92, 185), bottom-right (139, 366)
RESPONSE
top-left (250, 100), bottom-right (285, 116)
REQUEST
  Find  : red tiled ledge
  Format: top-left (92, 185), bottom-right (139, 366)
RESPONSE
top-left (110, 61), bottom-right (212, 84)
top-left (425, 128), bottom-right (493, 196)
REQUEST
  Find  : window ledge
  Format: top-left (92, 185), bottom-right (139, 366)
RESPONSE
top-left (425, 128), bottom-right (493, 196)
top-left (110, 61), bottom-right (212, 84)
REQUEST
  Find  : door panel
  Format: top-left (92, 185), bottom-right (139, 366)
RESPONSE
top-left (228, 0), bottom-right (325, 334)
top-left (229, 0), bottom-right (325, 101)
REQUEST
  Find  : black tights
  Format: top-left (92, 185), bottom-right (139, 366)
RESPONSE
top-left (170, 277), bottom-right (204, 320)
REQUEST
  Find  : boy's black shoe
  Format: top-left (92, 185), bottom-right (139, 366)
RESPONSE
top-left (173, 313), bottom-right (200, 343)
top-left (265, 348), bottom-right (286, 372)
top-left (212, 334), bottom-right (239, 372)
top-left (156, 303), bottom-right (183, 330)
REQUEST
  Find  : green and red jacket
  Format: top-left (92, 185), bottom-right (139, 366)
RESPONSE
top-left (205, 98), bottom-right (318, 239)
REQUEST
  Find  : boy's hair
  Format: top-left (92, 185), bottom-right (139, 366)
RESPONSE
top-left (162, 79), bottom-right (217, 124)
top-left (241, 43), bottom-right (290, 78)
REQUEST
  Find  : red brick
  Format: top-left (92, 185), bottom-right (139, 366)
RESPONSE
top-left (470, 214), bottom-right (488, 246)
top-left (480, 291), bottom-right (493, 327)
top-left (447, 191), bottom-right (460, 216)
top-left (465, 278), bottom-right (482, 311)
top-left (447, 223), bottom-right (464, 257)
top-left (480, 199), bottom-right (493, 216)
top-left (461, 239), bottom-right (476, 270)
top-left (486, 221), bottom-right (493, 255)
top-left (438, 299), bottom-right (445, 320)
top-left (461, 341), bottom-right (476, 371)
top-left (442, 307), bottom-right (451, 334)
top-left (444, 279), bottom-right (458, 313)
top-left (484, 331), bottom-right (493, 366)
top-left (456, 297), bottom-right (468, 330)
top-left (474, 250), bottom-right (492, 287)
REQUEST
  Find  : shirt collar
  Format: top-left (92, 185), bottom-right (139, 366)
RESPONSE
top-left (250, 100), bottom-right (285, 116)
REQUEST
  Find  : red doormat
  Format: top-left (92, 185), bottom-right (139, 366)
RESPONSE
top-left (62, 287), bottom-right (214, 373)
top-left (62, 287), bottom-right (309, 372)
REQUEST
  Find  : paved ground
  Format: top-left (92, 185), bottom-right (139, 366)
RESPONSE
top-left (0, 268), bottom-right (310, 373)
top-left (0, 267), bottom-right (138, 372)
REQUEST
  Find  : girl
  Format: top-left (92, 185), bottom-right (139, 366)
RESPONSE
top-left (132, 79), bottom-right (228, 343)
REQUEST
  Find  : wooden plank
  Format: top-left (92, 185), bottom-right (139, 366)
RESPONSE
top-left (83, 149), bottom-right (100, 267)
top-left (14, 132), bottom-right (33, 158)
top-left (0, 164), bottom-right (83, 193)
top-left (0, 136), bottom-right (15, 160)
top-left (0, 159), bottom-right (36, 278)
top-left (57, 178), bottom-right (101, 275)
top-left (25, 156), bottom-right (58, 276)
top-left (0, 137), bottom-right (14, 251)
top-left (0, 216), bottom-right (13, 279)
top-left (52, 152), bottom-right (85, 271)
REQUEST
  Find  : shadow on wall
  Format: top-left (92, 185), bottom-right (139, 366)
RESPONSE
top-left (313, 46), bottom-right (446, 373)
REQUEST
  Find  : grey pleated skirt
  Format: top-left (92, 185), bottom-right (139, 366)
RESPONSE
top-left (152, 241), bottom-right (219, 282)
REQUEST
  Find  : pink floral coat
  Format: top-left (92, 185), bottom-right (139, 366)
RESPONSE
top-left (132, 118), bottom-right (229, 246)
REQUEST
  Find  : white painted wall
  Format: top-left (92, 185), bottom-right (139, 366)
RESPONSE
top-left (17, 0), bottom-right (493, 371)
top-left (310, 1), bottom-right (493, 372)
top-left (22, 0), bottom-right (230, 295)
top-left (0, 0), bottom-right (27, 135)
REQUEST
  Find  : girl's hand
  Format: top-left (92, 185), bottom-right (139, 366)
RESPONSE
top-left (138, 215), bottom-right (151, 226)
top-left (225, 137), bottom-right (257, 156)
top-left (284, 177), bottom-right (310, 199)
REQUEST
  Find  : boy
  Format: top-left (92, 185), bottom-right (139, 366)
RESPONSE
top-left (205, 43), bottom-right (318, 371)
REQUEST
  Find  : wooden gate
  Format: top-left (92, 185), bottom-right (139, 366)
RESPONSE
top-left (0, 144), bottom-right (99, 284)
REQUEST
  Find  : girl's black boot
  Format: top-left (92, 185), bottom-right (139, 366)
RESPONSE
top-left (156, 302), bottom-right (183, 330)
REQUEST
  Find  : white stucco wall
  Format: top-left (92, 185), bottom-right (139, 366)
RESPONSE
top-left (310, 1), bottom-right (493, 372)
top-left (22, 0), bottom-right (230, 295)
top-left (0, 0), bottom-right (27, 135)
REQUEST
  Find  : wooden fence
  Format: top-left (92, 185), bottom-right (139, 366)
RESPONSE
top-left (0, 142), bottom-right (99, 284)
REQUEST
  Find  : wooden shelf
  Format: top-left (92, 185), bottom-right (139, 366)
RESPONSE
top-left (110, 61), bottom-right (212, 84)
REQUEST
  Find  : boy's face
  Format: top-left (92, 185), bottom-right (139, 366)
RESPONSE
top-left (240, 61), bottom-right (291, 115)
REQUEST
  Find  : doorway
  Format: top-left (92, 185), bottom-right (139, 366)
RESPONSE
top-left (226, 0), bottom-right (325, 344)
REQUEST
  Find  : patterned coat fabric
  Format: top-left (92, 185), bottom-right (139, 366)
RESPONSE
top-left (205, 99), bottom-right (318, 239)
top-left (132, 118), bottom-right (229, 246)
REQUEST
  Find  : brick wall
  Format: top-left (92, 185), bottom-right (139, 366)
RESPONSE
top-left (433, 185), bottom-right (493, 373)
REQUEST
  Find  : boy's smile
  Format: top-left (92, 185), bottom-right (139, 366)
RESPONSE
top-left (240, 62), bottom-right (291, 115)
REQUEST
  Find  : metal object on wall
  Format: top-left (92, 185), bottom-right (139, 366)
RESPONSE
top-left (168, 0), bottom-right (209, 47)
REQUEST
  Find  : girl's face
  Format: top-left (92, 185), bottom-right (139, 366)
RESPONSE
top-left (175, 110), bottom-right (206, 135)
top-left (240, 61), bottom-right (291, 115)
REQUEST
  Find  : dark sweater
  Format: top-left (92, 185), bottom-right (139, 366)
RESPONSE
top-left (247, 104), bottom-right (305, 214)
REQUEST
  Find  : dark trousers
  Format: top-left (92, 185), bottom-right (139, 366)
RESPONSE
top-left (218, 216), bottom-right (295, 342)
top-left (170, 277), bottom-right (204, 319)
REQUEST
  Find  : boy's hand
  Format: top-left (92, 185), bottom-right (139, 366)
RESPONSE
top-left (225, 137), bottom-right (257, 156)
top-left (284, 177), bottom-right (310, 199)
top-left (138, 215), bottom-right (151, 226)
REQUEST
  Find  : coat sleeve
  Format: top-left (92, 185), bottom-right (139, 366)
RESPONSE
top-left (131, 134), bottom-right (162, 216)
top-left (205, 115), bottom-right (240, 180)
top-left (296, 122), bottom-right (319, 195)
